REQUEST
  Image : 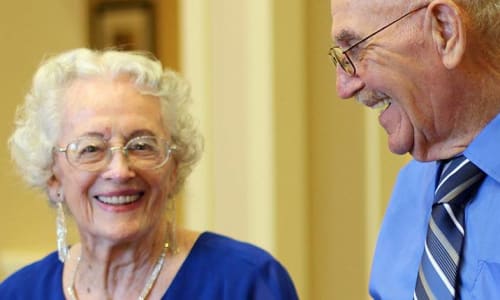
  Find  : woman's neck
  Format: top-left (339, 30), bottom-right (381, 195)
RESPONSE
top-left (65, 222), bottom-right (171, 300)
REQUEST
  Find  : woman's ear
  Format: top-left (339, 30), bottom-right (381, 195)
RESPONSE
top-left (163, 156), bottom-right (178, 200)
top-left (428, 0), bottom-right (467, 69)
top-left (168, 160), bottom-right (178, 188)
top-left (47, 173), bottom-right (62, 204)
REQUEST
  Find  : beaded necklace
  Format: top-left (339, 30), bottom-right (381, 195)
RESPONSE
top-left (66, 242), bottom-right (170, 300)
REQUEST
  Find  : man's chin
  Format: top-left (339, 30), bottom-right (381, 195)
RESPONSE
top-left (387, 135), bottom-right (413, 156)
top-left (388, 144), bottom-right (411, 156)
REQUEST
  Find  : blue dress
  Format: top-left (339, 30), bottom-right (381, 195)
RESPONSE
top-left (0, 232), bottom-right (298, 299)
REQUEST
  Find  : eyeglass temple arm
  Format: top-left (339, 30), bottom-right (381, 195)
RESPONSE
top-left (343, 4), bottom-right (429, 53)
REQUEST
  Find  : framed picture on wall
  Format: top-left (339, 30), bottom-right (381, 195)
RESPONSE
top-left (89, 0), bottom-right (156, 54)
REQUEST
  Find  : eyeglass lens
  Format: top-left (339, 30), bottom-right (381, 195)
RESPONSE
top-left (64, 136), bottom-right (172, 171)
top-left (329, 47), bottom-right (355, 75)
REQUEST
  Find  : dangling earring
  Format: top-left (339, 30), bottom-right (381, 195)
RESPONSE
top-left (165, 197), bottom-right (178, 253)
top-left (56, 192), bottom-right (68, 263)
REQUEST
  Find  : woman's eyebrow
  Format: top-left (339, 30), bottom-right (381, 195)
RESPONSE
top-left (127, 129), bottom-right (156, 139)
top-left (74, 132), bottom-right (105, 139)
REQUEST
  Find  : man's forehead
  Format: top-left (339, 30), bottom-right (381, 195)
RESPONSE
top-left (330, 0), bottom-right (405, 43)
top-left (331, 0), bottom-right (402, 11)
top-left (330, 2), bottom-right (373, 44)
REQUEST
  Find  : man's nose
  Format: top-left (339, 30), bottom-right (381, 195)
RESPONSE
top-left (335, 66), bottom-right (364, 99)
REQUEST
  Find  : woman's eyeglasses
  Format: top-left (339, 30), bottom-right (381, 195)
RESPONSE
top-left (56, 135), bottom-right (177, 171)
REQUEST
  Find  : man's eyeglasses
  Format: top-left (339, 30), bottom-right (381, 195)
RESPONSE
top-left (56, 135), bottom-right (177, 172)
top-left (329, 4), bottom-right (429, 76)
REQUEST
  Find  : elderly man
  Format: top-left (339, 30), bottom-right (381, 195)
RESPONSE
top-left (330, 0), bottom-right (500, 299)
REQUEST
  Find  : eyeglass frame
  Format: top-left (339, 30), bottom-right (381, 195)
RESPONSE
top-left (55, 135), bottom-right (177, 172)
top-left (329, 3), bottom-right (430, 76)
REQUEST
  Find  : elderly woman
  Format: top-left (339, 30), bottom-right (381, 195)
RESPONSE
top-left (0, 48), bottom-right (298, 299)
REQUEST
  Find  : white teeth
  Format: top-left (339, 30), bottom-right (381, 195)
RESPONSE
top-left (372, 99), bottom-right (391, 112)
top-left (97, 195), bottom-right (140, 205)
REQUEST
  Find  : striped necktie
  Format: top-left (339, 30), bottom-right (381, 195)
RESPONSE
top-left (414, 155), bottom-right (485, 299)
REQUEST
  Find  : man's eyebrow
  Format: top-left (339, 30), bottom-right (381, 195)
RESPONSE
top-left (334, 28), bottom-right (361, 45)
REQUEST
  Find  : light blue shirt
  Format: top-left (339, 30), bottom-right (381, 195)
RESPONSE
top-left (370, 113), bottom-right (500, 299)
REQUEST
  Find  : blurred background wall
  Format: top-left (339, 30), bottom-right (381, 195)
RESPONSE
top-left (0, 0), bottom-right (409, 299)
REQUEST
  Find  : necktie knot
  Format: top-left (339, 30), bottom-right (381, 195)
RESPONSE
top-left (435, 155), bottom-right (485, 206)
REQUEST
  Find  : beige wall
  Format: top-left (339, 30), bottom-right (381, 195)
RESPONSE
top-left (179, 0), bottom-right (310, 297)
top-left (0, 0), bottom-right (87, 277)
top-left (0, 1), bottom-right (410, 299)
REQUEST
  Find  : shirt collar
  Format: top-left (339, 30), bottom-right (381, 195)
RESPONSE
top-left (464, 112), bottom-right (500, 183)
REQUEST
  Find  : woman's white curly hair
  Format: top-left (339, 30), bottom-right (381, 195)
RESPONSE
top-left (9, 48), bottom-right (203, 196)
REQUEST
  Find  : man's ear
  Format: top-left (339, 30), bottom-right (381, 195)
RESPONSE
top-left (428, 0), bottom-right (467, 69)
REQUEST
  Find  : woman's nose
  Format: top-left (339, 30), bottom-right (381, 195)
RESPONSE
top-left (335, 66), bottom-right (365, 99)
top-left (101, 149), bottom-right (135, 180)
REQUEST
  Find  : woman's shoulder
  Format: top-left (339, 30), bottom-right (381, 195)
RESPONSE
top-left (189, 231), bottom-right (290, 271)
top-left (166, 231), bottom-right (298, 299)
top-left (0, 251), bottom-right (63, 299)
top-left (194, 231), bottom-right (277, 266)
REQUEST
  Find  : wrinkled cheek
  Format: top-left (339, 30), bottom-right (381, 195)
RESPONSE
top-left (148, 187), bottom-right (169, 215)
top-left (81, 195), bottom-right (95, 223)
top-left (67, 192), bottom-right (95, 225)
